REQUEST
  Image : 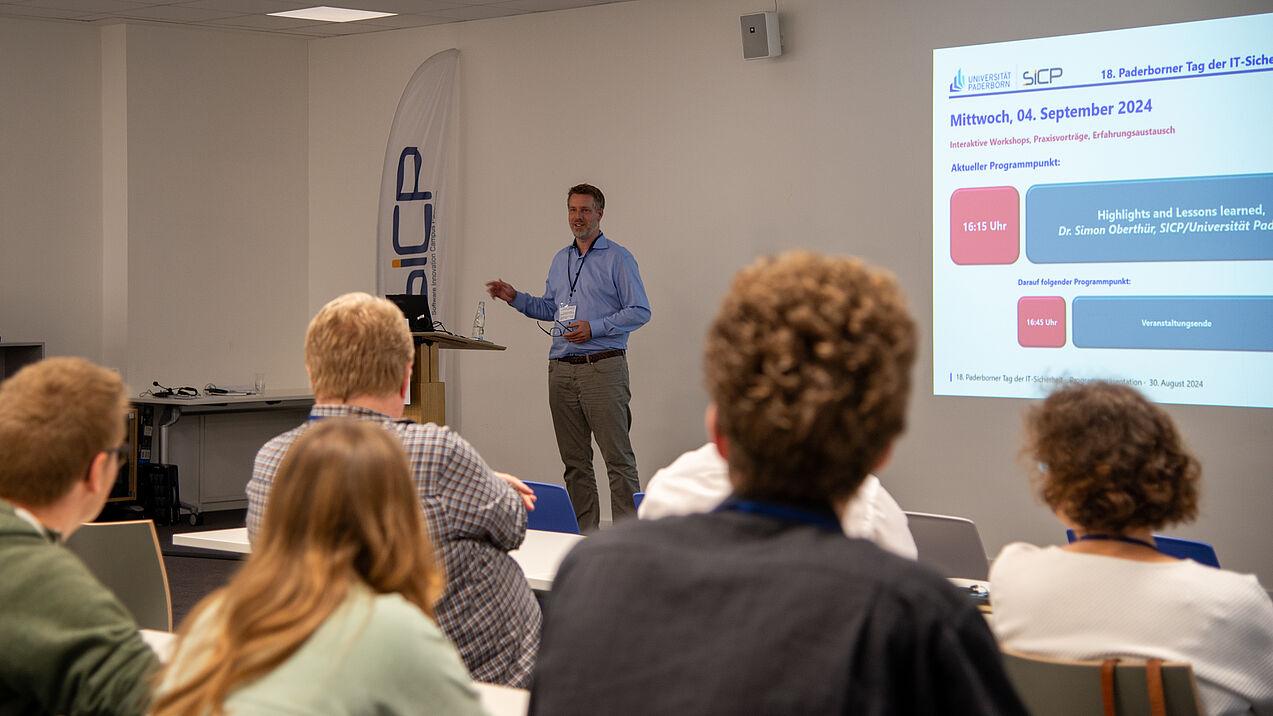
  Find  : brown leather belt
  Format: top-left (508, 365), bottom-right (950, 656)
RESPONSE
top-left (555, 349), bottom-right (625, 364)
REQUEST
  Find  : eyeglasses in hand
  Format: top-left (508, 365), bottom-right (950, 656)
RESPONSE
top-left (537, 321), bottom-right (574, 338)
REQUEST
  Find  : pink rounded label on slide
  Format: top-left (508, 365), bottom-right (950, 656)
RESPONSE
top-left (950, 186), bottom-right (1020, 265)
top-left (1018, 296), bottom-right (1066, 347)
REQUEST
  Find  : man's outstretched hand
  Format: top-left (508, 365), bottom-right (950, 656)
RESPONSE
top-left (485, 279), bottom-right (516, 303)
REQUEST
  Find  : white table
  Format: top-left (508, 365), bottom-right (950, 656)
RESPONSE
top-left (173, 527), bottom-right (583, 591)
top-left (133, 392), bottom-right (313, 513)
top-left (172, 527), bottom-right (251, 554)
top-left (139, 628), bottom-right (177, 662)
top-left (475, 682), bottom-right (530, 716)
top-left (508, 529), bottom-right (583, 590)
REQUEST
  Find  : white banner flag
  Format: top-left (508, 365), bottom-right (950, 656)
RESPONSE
top-left (376, 49), bottom-right (459, 325)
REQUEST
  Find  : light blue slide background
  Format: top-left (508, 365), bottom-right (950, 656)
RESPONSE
top-left (932, 13), bottom-right (1273, 407)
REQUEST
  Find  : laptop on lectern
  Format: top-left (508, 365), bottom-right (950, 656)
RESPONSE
top-left (386, 293), bottom-right (433, 333)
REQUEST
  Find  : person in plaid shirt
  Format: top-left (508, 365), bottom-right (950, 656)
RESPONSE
top-left (246, 292), bottom-right (540, 688)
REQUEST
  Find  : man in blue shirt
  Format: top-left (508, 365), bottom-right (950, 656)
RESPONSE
top-left (487, 183), bottom-right (651, 531)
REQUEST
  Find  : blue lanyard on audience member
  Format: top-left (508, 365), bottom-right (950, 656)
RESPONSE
top-left (716, 496), bottom-right (842, 532)
top-left (1073, 533), bottom-right (1161, 552)
top-left (308, 411), bottom-right (413, 426)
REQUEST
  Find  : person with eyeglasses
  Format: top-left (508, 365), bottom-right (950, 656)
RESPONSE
top-left (0, 357), bottom-right (159, 715)
top-left (486, 183), bottom-right (651, 532)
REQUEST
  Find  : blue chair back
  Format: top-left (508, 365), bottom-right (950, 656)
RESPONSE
top-left (633, 492), bottom-right (645, 510)
top-left (524, 480), bottom-right (581, 534)
top-left (1065, 529), bottom-right (1219, 567)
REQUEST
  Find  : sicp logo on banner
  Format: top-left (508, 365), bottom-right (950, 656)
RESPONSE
top-left (376, 48), bottom-right (459, 324)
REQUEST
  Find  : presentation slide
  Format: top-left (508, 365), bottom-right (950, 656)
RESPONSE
top-left (933, 13), bottom-right (1273, 408)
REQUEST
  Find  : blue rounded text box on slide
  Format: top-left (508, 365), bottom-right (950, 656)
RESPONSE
top-left (1073, 295), bottom-right (1273, 351)
top-left (1025, 173), bottom-right (1272, 264)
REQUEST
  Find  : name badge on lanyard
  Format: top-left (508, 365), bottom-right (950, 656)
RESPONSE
top-left (562, 245), bottom-right (588, 325)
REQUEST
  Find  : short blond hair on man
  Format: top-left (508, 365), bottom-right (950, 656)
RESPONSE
top-left (705, 251), bottom-right (917, 505)
top-left (0, 357), bottom-right (127, 507)
top-left (305, 293), bottom-right (414, 401)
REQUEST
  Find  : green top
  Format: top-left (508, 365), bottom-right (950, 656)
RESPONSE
top-left (0, 498), bottom-right (159, 715)
top-left (161, 582), bottom-right (486, 715)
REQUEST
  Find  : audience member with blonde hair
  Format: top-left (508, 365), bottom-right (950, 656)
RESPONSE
top-left (530, 252), bottom-right (1026, 714)
top-left (0, 357), bottom-right (159, 715)
top-left (154, 419), bottom-right (484, 715)
top-left (990, 380), bottom-right (1273, 715)
top-left (246, 292), bottom-right (540, 687)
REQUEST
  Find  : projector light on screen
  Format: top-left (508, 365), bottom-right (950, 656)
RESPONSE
top-left (932, 13), bottom-right (1273, 408)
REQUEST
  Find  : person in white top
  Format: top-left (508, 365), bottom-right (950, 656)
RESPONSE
top-left (989, 381), bottom-right (1273, 716)
top-left (639, 441), bottom-right (918, 559)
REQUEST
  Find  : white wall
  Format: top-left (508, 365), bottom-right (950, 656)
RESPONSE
top-left (308, 0), bottom-right (1273, 583)
top-left (121, 24), bottom-right (311, 392)
top-left (0, 19), bottom-right (103, 362)
top-left (0, 18), bottom-right (311, 393)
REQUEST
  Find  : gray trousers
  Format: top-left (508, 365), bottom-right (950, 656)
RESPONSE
top-left (548, 354), bottom-right (639, 532)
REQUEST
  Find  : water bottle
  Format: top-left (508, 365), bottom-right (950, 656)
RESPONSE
top-left (472, 301), bottom-right (486, 340)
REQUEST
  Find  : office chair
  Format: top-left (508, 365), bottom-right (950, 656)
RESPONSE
top-left (1002, 649), bottom-right (1205, 716)
top-left (523, 481), bottom-right (581, 534)
top-left (904, 511), bottom-right (989, 579)
top-left (64, 519), bottom-right (173, 631)
top-left (1064, 529), bottom-right (1220, 568)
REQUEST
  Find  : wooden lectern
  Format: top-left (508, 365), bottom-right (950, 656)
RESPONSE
top-left (406, 332), bottom-right (505, 425)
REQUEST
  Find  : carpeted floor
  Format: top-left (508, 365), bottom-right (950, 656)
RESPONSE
top-left (152, 509), bottom-right (247, 627)
top-left (163, 555), bottom-right (241, 627)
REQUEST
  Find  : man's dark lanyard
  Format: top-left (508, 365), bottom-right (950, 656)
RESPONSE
top-left (715, 496), bottom-right (841, 532)
top-left (567, 234), bottom-right (602, 300)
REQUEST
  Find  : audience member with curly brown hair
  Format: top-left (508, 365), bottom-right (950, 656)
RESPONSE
top-left (1028, 380), bottom-right (1200, 535)
top-left (990, 381), bottom-right (1273, 716)
top-left (530, 251), bottom-right (1028, 715)
top-left (704, 252), bottom-right (917, 505)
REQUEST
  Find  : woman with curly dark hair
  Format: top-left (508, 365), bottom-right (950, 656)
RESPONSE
top-left (989, 381), bottom-right (1273, 716)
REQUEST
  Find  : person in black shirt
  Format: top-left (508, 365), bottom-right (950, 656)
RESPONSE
top-left (529, 252), bottom-right (1026, 715)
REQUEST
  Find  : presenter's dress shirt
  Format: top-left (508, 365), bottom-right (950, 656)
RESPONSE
top-left (509, 234), bottom-right (650, 358)
top-left (510, 233), bottom-right (651, 530)
top-left (247, 404), bottom-right (540, 688)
